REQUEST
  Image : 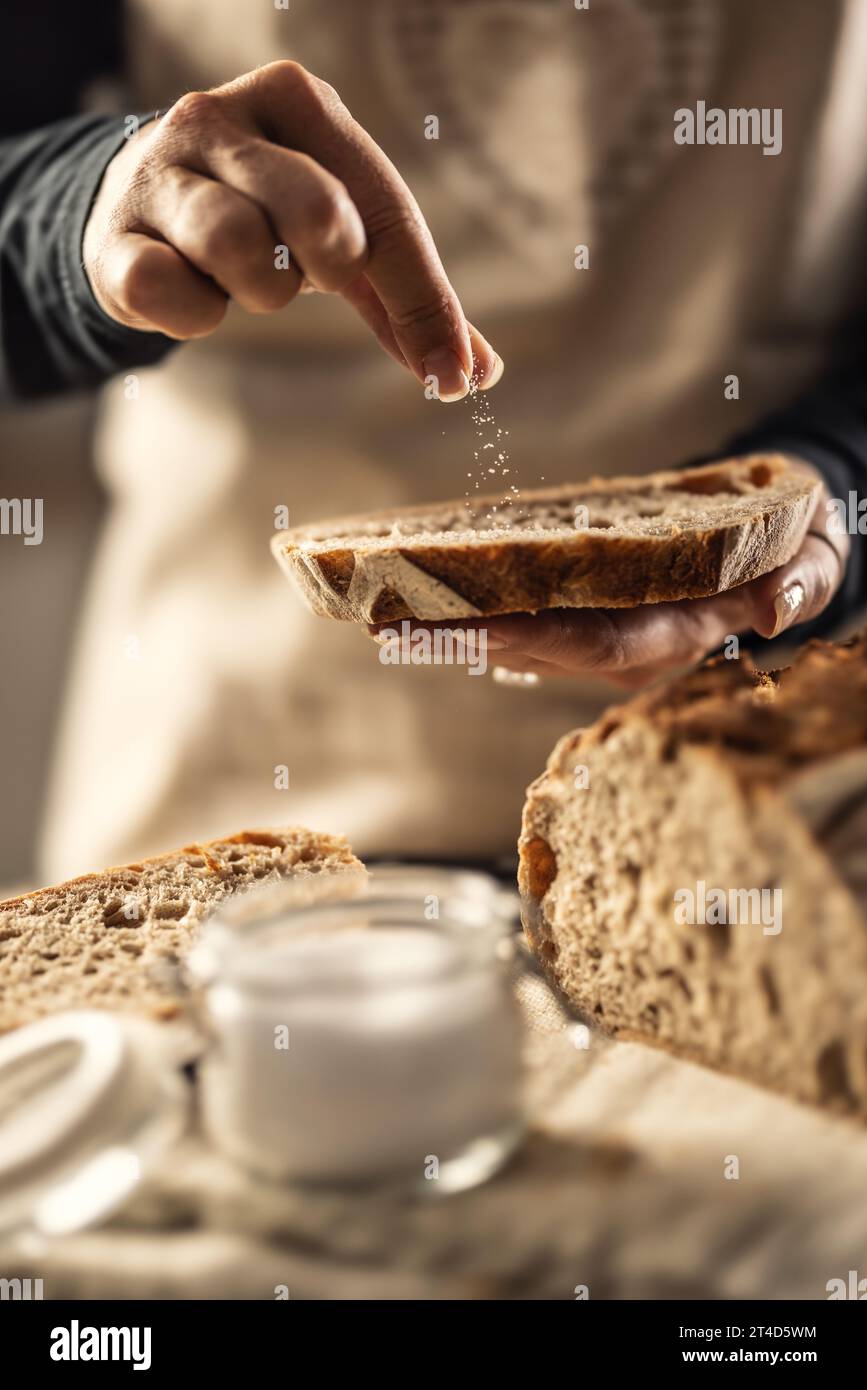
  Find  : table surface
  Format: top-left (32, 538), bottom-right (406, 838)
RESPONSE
top-left (4, 973), bottom-right (867, 1300)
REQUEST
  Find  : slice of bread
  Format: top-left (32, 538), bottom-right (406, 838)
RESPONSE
top-left (0, 828), bottom-right (364, 1033)
top-left (271, 455), bottom-right (819, 623)
top-left (518, 633), bottom-right (867, 1118)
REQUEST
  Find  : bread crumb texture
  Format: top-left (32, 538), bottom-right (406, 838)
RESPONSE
top-left (519, 632), bottom-right (867, 1117)
top-left (0, 828), bottom-right (361, 1032)
top-left (272, 455), bottom-right (820, 622)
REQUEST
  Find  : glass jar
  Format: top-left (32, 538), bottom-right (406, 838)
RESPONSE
top-left (188, 865), bottom-right (525, 1193)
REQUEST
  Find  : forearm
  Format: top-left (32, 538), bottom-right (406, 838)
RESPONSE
top-left (0, 114), bottom-right (174, 401)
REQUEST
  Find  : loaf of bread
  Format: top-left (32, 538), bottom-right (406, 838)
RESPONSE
top-left (0, 828), bottom-right (364, 1033)
top-left (272, 455), bottom-right (819, 623)
top-left (518, 633), bottom-right (867, 1117)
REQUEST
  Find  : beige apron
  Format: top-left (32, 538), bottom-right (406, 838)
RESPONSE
top-left (40, 0), bottom-right (867, 876)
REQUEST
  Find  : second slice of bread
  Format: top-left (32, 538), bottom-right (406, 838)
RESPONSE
top-left (0, 828), bottom-right (364, 1033)
top-left (272, 455), bottom-right (819, 623)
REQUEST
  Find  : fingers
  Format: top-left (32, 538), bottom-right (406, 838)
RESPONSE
top-left (737, 533), bottom-right (846, 639)
top-left (481, 601), bottom-right (747, 679)
top-left (340, 276), bottom-right (408, 369)
top-left (338, 278), bottom-right (503, 389)
top-left (390, 525), bottom-right (845, 688)
top-left (469, 531), bottom-right (844, 685)
top-left (239, 61), bottom-right (478, 393)
top-left (365, 462), bottom-right (846, 689)
top-left (374, 587), bottom-right (756, 689)
top-left (152, 96), bottom-right (366, 296)
top-left (202, 140), bottom-right (369, 293)
top-left (368, 600), bottom-right (743, 689)
top-left (468, 325), bottom-right (503, 390)
top-left (83, 68), bottom-right (503, 385)
top-left (94, 231), bottom-right (229, 339)
top-left (441, 466), bottom-right (846, 680)
top-left (735, 479), bottom-right (848, 639)
top-left (142, 166), bottom-right (302, 313)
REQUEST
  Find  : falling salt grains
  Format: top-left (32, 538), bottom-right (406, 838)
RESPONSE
top-left (463, 379), bottom-right (525, 528)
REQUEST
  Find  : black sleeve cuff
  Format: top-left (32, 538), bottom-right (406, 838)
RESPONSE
top-left (0, 114), bottom-right (176, 399)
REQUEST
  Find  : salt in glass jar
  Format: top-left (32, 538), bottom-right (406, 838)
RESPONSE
top-left (188, 866), bottom-right (525, 1193)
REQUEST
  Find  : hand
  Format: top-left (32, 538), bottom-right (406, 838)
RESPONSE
top-left (82, 62), bottom-right (502, 401)
top-left (375, 463), bottom-right (847, 689)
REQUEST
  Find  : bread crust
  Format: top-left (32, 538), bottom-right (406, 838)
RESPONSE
top-left (271, 455), bottom-right (819, 623)
top-left (518, 634), bottom-right (867, 1117)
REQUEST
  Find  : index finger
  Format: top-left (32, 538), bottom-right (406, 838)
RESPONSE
top-left (236, 62), bottom-right (474, 397)
top-left (373, 598), bottom-right (750, 676)
top-left (482, 603), bottom-right (751, 673)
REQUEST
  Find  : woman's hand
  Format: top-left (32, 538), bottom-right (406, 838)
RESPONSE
top-left (82, 61), bottom-right (501, 400)
top-left (373, 463), bottom-right (847, 688)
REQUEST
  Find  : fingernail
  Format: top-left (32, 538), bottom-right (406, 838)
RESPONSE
top-left (492, 667), bottom-right (541, 688)
top-left (478, 354), bottom-right (505, 391)
top-left (422, 348), bottom-right (470, 402)
top-left (771, 580), bottom-right (806, 638)
top-left (452, 627), bottom-right (508, 651)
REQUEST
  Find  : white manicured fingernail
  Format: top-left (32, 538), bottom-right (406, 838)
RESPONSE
top-left (451, 627), bottom-right (507, 651)
top-left (492, 667), bottom-right (541, 688)
top-left (479, 355), bottom-right (505, 390)
top-left (771, 581), bottom-right (806, 637)
top-left (422, 348), bottom-right (470, 402)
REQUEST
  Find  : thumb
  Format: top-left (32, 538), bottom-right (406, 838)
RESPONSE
top-left (740, 531), bottom-right (846, 640)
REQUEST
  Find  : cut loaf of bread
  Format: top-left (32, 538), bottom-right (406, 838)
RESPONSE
top-left (272, 455), bottom-right (819, 623)
top-left (0, 828), bottom-right (364, 1033)
top-left (518, 633), bottom-right (867, 1118)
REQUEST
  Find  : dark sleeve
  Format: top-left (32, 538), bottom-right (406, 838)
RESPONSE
top-left (0, 114), bottom-right (175, 401)
top-left (720, 355), bottom-right (867, 647)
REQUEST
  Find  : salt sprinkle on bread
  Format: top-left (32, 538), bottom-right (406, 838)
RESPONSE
top-left (272, 455), bottom-right (819, 623)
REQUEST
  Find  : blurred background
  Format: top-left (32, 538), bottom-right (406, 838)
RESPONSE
top-left (2, 0), bottom-right (867, 890)
top-left (0, 3), bottom-right (117, 887)
top-left (0, 400), bottom-right (102, 887)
